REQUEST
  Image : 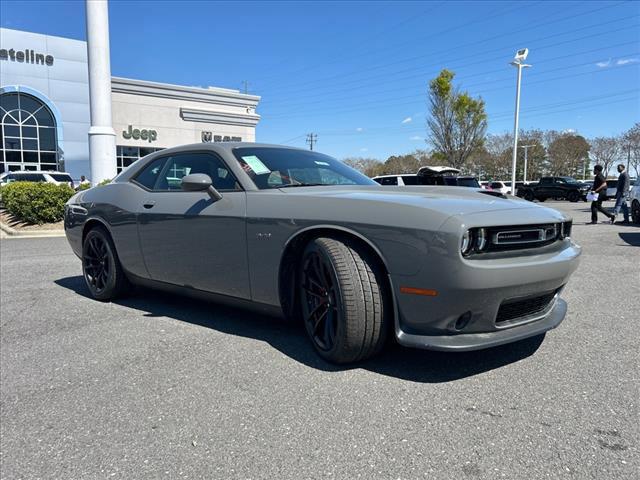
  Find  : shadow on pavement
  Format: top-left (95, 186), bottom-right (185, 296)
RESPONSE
top-left (55, 275), bottom-right (545, 384)
top-left (618, 232), bottom-right (640, 246)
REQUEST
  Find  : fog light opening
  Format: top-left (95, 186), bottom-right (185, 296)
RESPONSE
top-left (455, 311), bottom-right (472, 330)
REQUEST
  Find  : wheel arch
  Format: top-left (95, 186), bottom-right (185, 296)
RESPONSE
top-left (278, 225), bottom-right (394, 322)
top-left (82, 217), bottom-right (113, 244)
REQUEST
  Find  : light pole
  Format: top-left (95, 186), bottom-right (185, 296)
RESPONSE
top-left (86, 0), bottom-right (116, 185)
top-left (520, 144), bottom-right (537, 184)
top-left (509, 48), bottom-right (531, 194)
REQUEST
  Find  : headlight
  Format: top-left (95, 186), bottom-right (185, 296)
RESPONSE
top-left (559, 221), bottom-right (572, 239)
top-left (461, 230), bottom-right (473, 256)
top-left (475, 228), bottom-right (488, 251)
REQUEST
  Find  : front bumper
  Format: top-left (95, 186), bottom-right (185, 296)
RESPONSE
top-left (396, 297), bottom-right (566, 351)
top-left (390, 234), bottom-right (581, 351)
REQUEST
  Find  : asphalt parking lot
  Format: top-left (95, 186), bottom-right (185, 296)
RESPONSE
top-left (1, 201), bottom-right (638, 480)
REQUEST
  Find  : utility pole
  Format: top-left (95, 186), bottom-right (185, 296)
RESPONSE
top-left (509, 48), bottom-right (531, 195)
top-left (241, 80), bottom-right (249, 94)
top-left (306, 133), bottom-right (317, 151)
top-left (520, 144), bottom-right (537, 184)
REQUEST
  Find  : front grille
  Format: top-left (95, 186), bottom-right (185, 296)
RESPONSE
top-left (485, 223), bottom-right (561, 252)
top-left (496, 290), bottom-right (558, 324)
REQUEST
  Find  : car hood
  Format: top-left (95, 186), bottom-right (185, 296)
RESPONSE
top-left (279, 185), bottom-right (542, 216)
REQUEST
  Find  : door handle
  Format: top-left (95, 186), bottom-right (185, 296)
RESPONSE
top-left (143, 200), bottom-right (156, 209)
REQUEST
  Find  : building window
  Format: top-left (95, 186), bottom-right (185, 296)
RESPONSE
top-left (116, 145), bottom-right (163, 173)
top-left (0, 92), bottom-right (59, 173)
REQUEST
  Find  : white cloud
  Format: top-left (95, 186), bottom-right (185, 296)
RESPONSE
top-left (356, 127), bottom-right (363, 132)
top-left (595, 59), bottom-right (611, 68)
top-left (360, 147), bottom-right (368, 152)
top-left (617, 57), bottom-right (639, 66)
top-left (410, 136), bottom-right (423, 141)
top-left (401, 117), bottom-right (412, 124)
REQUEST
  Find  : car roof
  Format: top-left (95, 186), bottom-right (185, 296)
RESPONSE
top-left (372, 174), bottom-right (416, 178)
top-left (417, 166), bottom-right (461, 176)
top-left (0, 170), bottom-right (70, 176)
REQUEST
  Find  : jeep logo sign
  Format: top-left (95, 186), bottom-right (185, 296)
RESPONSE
top-left (122, 125), bottom-right (157, 143)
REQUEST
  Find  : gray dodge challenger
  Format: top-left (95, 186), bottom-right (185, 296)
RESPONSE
top-left (64, 143), bottom-right (581, 364)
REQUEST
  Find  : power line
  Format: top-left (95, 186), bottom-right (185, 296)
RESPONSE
top-left (257, 1), bottom-right (632, 95)
top-left (257, 0), bottom-right (525, 88)
top-left (273, 89), bottom-right (640, 145)
top-left (260, 15), bottom-right (639, 102)
top-left (261, 38), bottom-right (639, 111)
top-left (264, 59), bottom-right (640, 120)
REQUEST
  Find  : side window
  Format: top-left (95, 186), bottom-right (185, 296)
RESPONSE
top-left (155, 152), bottom-right (240, 192)
top-left (380, 176), bottom-right (398, 186)
top-left (133, 156), bottom-right (167, 190)
top-left (401, 175), bottom-right (418, 185)
top-left (540, 177), bottom-right (551, 185)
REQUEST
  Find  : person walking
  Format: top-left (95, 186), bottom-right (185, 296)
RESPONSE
top-left (611, 163), bottom-right (631, 224)
top-left (589, 164), bottom-right (614, 224)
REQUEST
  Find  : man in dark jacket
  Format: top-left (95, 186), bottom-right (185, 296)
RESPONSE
top-left (611, 163), bottom-right (630, 224)
top-left (589, 165), bottom-right (614, 224)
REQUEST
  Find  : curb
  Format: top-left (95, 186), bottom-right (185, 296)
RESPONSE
top-left (0, 221), bottom-right (65, 238)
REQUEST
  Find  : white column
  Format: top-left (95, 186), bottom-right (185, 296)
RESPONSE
top-left (86, 0), bottom-right (116, 185)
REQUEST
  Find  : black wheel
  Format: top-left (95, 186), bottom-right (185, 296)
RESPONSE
top-left (538, 197), bottom-right (546, 202)
top-left (632, 200), bottom-right (640, 224)
top-left (82, 226), bottom-right (129, 301)
top-left (523, 191), bottom-right (534, 202)
top-left (567, 191), bottom-right (580, 202)
top-left (298, 237), bottom-right (388, 364)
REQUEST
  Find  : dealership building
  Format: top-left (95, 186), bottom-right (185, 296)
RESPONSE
top-left (0, 27), bottom-right (261, 178)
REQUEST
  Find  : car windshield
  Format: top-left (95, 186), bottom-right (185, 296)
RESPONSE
top-left (232, 147), bottom-right (377, 189)
top-left (457, 178), bottom-right (481, 188)
top-left (560, 177), bottom-right (578, 184)
top-left (50, 174), bottom-right (72, 182)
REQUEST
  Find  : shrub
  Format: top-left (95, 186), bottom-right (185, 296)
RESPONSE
top-left (1, 182), bottom-right (75, 224)
top-left (77, 182), bottom-right (91, 191)
top-left (98, 178), bottom-right (111, 186)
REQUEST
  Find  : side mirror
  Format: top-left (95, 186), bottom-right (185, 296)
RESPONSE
top-left (181, 173), bottom-right (223, 201)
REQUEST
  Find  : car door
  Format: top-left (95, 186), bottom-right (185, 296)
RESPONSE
top-left (537, 177), bottom-right (552, 197)
top-left (135, 151), bottom-right (250, 299)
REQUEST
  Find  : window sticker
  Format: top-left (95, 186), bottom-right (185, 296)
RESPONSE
top-left (314, 160), bottom-right (330, 166)
top-left (241, 155), bottom-right (271, 175)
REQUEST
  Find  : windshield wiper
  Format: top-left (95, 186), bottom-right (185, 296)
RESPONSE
top-left (278, 183), bottom-right (326, 188)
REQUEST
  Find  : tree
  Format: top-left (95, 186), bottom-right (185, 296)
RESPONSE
top-left (427, 69), bottom-right (488, 169)
top-left (622, 123), bottom-right (640, 178)
top-left (517, 129), bottom-right (547, 181)
top-left (342, 157), bottom-right (382, 176)
top-left (483, 133), bottom-right (513, 180)
top-left (589, 136), bottom-right (620, 177)
top-left (545, 131), bottom-right (590, 178)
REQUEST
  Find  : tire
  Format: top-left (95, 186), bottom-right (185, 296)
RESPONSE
top-left (632, 200), bottom-right (640, 224)
top-left (298, 237), bottom-right (389, 364)
top-left (82, 226), bottom-right (130, 301)
top-left (567, 191), bottom-right (580, 203)
top-left (523, 191), bottom-right (534, 202)
top-left (538, 197), bottom-right (546, 202)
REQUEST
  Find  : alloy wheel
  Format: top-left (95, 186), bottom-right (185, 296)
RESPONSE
top-left (300, 251), bottom-right (340, 352)
top-left (84, 234), bottom-right (111, 293)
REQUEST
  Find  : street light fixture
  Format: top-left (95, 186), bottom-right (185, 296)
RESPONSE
top-left (510, 48), bottom-right (531, 194)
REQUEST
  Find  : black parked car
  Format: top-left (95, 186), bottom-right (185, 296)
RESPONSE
top-left (518, 176), bottom-right (589, 202)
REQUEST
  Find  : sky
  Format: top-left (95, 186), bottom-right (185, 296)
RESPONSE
top-left (1, 0), bottom-right (639, 160)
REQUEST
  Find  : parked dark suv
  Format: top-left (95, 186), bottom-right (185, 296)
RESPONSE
top-left (518, 176), bottom-right (589, 202)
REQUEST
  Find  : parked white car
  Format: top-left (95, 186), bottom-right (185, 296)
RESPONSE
top-left (0, 171), bottom-right (74, 187)
top-left (483, 181), bottom-right (510, 195)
